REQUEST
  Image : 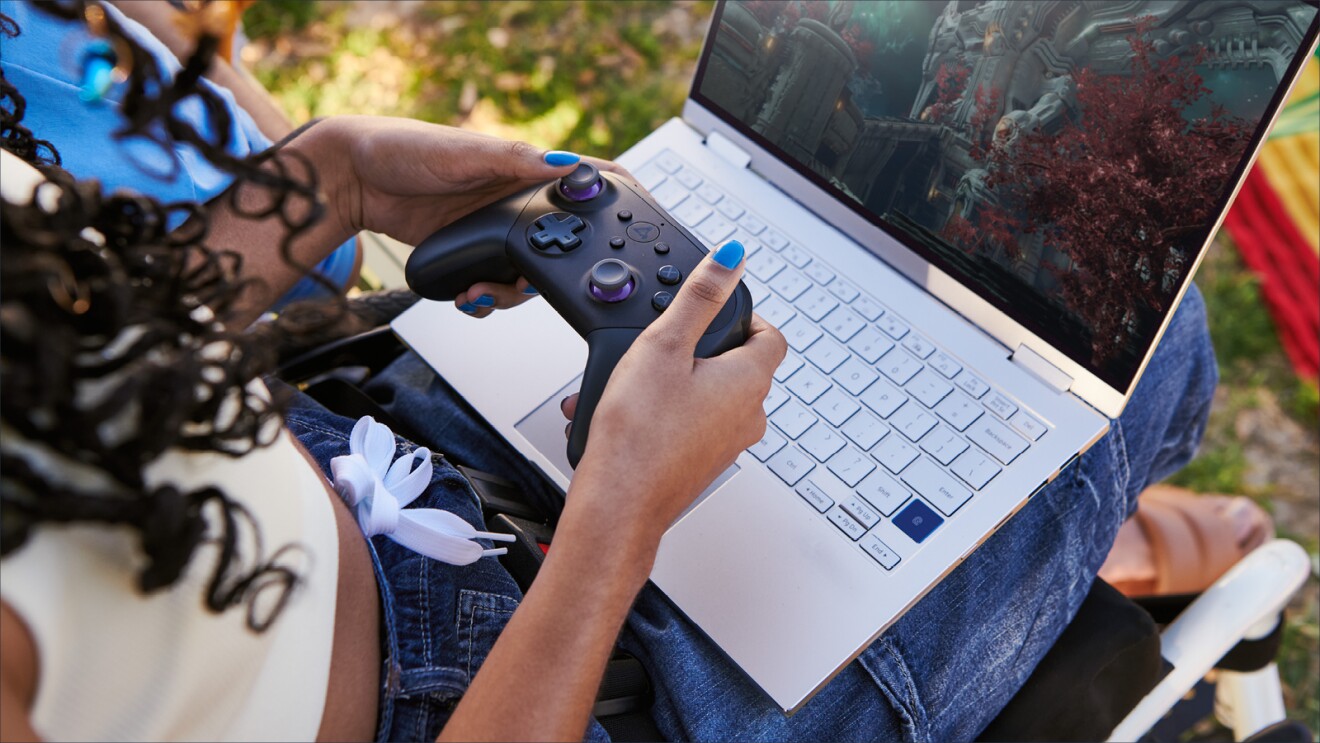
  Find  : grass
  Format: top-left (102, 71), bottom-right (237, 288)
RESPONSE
top-left (243, 2), bottom-right (1319, 733)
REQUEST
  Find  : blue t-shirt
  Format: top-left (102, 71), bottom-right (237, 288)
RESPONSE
top-left (0, 1), bottom-right (355, 306)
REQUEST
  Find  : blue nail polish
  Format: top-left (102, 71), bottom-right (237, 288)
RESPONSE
top-left (543, 150), bottom-right (581, 167)
top-left (474, 295), bottom-right (495, 307)
top-left (459, 303), bottom-right (477, 314)
top-left (712, 240), bottom-right (745, 270)
top-left (522, 285), bottom-right (538, 295)
top-left (79, 40), bottom-right (116, 104)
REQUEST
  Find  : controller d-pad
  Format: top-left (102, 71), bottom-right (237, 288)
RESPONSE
top-left (530, 213), bottom-right (586, 252)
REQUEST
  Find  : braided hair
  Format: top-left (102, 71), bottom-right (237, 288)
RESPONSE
top-left (1, 1), bottom-right (337, 631)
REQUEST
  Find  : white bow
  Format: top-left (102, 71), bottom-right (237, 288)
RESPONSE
top-left (330, 416), bottom-right (514, 565)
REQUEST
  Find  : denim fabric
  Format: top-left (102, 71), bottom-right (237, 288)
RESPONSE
top-left (0, 0), bottom-right (358, 305)
top-left (289, 283), bottom-right (1214, 741)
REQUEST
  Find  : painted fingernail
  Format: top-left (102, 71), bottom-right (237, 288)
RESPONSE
top-left (459, 303), bottom-right (477, 314)
top-left (712, 240), bottom-right (745, 270)
top-left (473, 294), bottom-right (495, 307)
top-left (522, 285), bottom-right (538, 295)
top-left (543, 150), bottom-right (581, 166)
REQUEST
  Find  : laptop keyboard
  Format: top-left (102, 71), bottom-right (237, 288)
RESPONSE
top-left (636, 149), bottom-right (1048, 572)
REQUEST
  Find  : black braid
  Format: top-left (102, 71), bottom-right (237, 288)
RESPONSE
top-left (0, 2), bottom-right (346, 631)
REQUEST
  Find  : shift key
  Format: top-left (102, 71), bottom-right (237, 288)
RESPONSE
top-left (900, 457), bottom-right (972, 516)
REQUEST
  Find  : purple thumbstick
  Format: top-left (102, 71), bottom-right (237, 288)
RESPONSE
top-left (560, 162), bottom-right (604, 202)
top-left (589, 259), bottom-right (634, 303)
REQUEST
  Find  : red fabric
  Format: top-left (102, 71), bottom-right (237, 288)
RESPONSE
top-left (1222, 169), bottom-right (1320, 380)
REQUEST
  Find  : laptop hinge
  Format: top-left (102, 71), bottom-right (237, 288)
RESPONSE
top-left (705, 130), bottom-right (752, 169)
top-left (1011, 344), bottom-right (1074, 394)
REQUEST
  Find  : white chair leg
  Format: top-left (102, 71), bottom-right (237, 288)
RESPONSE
top-left (1106, 540), bottom-right (1309, 742)
top-left (1215, 663), bottom-right (1289, 741)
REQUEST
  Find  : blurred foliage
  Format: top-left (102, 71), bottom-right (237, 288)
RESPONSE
top-left (242, 0), bottom-right (319, 40)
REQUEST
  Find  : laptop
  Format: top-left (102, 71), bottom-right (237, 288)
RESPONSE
top-left (393, 0), bottom-right (1320, 713)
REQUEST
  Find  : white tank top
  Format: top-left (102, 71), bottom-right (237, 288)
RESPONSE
top-left (1, 151), bottom-right (341, 741)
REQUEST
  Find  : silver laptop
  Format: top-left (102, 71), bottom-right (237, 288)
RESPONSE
top-left (393, 0), bottom-right (1320, 713)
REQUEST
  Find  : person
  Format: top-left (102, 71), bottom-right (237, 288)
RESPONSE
top-left (0, 4), bottom-right (1219, 741)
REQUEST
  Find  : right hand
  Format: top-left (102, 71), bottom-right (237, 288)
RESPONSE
top-left (560, 241), bottom-right (787, 552)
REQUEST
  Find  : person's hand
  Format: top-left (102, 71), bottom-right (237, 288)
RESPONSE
top-left (557, 240), bottom-right (787, 553)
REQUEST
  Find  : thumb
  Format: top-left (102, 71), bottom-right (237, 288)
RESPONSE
top-left (646, 240), bottom-right (746, 352)
top-left (473, 134), bottom-right (583, 180)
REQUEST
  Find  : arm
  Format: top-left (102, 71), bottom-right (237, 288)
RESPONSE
top-left (440, 244), bottom-right (786, 741)
top-left (0, 602), bottom-right (42, 742)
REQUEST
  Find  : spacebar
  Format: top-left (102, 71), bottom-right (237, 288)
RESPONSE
top-left (900, 458), bottom-right (972, 517)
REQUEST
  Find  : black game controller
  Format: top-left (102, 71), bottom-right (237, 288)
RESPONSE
top-left (406, 162), bottom-right (754, 468)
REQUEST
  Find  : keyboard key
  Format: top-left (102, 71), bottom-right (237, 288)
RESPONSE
top-left (763, 385), bottom-right (789, 415)
top-left (827, 281), bottom-right (859, 303)
top-left (827, 446), bottom-right (875, 486)
top-left (872, 434), bottom-right (919, 473)
top-left (804, 262), bottom-right (835, 285)
top-left (929, 352), bottom-right (962, 379)
top-left (860, 534), bottom-right (901, 569)
top-left (655, 151), bottom-right (682, 173)
top-left (954, 371), bottom-right (990, 399)
top-left (745, 249), bottom-right (786, 282)
top-left (696, 183), bottom-right (723, 204)
top-left (840, 494), bottom-right (880, 529)
top-left (933, 393), bottom-right (984, 432)
top-left (841, 410), bottom-right (887, 450)
top-left (852, 296), bottom-right (884, 322)
top-left (984, 392), bottom-right (1018, 420)
top-left (781, 316), bottom-right (824, 353)
top-left (738, 213), bottom-right (766, 235)
top-left (786, 365), bottom-right (831, 404)
top-left (800, 424), bottom-right (846, 462)
top-left (822, 307), bottom-right (865, 342)
top-left (967, 416), bottom-right (1030, 465)
top-left (848, 327), bottom-right (894, 364)
top-left (781, 244), bottom-right (812, 268)
top-left (826, 506), bottom-right (866, 540)
top-left (805, 337), bottom-right (849, 374)
top-left (745, 277), bottom-right (771, 307)
top-left (748, 429), bottom-right (786, 462)
top-left (716, 199), bottom-right (745, 220)
top-left (795, 479), bottom-right (835, 512)
top-left (860, 377), bottom-right (906, 418)
top-left (890, 403), bottom-right (937, 441)
top-left (906, 368), bottom-right (953, 408)
top-left (757, 296), bottom-right (797, 329)
top-left (901, 334), bottom-right (935, 359)
top-left (918, 426), bottom-right (969, 466)
top-left (813, 387), bottom-right (860, 428)
top-left (877, 313), bottom-right (910, 340)
top-left (1009, 410), bottom-right (1048, 441)
top-left (833, 357), bottom-right (879, 396)
top-left (949, 448), bottom-right (1001, 490)
top-left (770, 400), bottom-right (815, 439)
top-left (651, 180), bottom-right (690, 211)
top-left (893, 498), bottom-right (943, 543)
top-left (769, 269), bottom-right (811, 301)
top-left (773, 353), bottom-right (804, 382)
top-left (768, 445), bottom-right (814, 486)
top-left (795, 287), bottom-right (838, 322)
top-left (674, 167), bottom-right (702, 190)
top-left (673, 199), bottom-right (712, 228)
top-left (697, 215), bottom-right (736, 244)
top-left (901, 458), bottom-right (973, 516)
top-left (763, 231), bottom-right (789, 250)
top-left (856, 469), bottom-right (912, 516)
top-left (877, 348), bottom-right (922, 385)
top-left (636, 162), bottom-right (668, 191)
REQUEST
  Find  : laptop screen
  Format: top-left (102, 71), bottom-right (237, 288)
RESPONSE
top-left (692, 0), bottom-right (1320, 393)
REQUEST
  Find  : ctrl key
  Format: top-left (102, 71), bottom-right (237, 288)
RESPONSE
top-left (860, 534), bottom-right (901, 570)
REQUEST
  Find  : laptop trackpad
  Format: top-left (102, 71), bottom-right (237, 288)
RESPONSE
top-left (516, 374), bottom-right (739, 508)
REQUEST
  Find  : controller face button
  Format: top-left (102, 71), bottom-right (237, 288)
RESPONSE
top-left (654, 241), bottom-right (670, 255)
top-left (609, 237), bottom-right (626, 249)
top-left (625, 222), bottom-right (660, 242)
top-left (530, 213), bottom-right (587, 252)
top-left (652, 291), bottom-right (674, 311)
top-left (656, 265), bottom-right (683, 285)
top-left (617, 210), bottom-right (633, 221)
top-left (589, 259), bottom-right (635, 303)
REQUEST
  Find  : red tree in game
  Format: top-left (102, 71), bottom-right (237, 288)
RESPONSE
top-left (975, 18), bottom-right (1251, 365)
top-left (924, 60), bottom-right (972, 125)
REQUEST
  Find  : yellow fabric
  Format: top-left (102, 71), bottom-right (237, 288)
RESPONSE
top-left (1257, 57), bottom-right (1320, 255)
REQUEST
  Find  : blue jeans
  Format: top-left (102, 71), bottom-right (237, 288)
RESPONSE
top-left (288, 284), bottom-right (1216, 742)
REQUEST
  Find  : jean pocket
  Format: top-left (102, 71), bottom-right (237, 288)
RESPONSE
top-left (456, 588), bottom-right (521, 686)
